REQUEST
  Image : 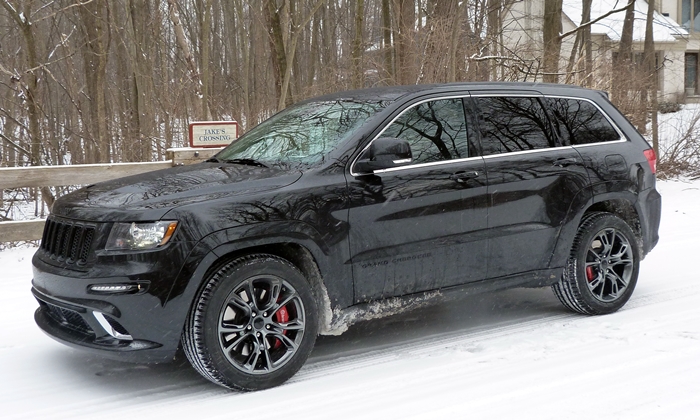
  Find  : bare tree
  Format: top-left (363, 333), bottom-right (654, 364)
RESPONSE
top-left (168, 0), bottom-right (206, 121)
top-left (352, 0), bottom-right (365, 89)
top-left (613, 0), bottom-right (636, 104)
top-left (642, 0), bottom-right (658, 154)
top-left (0, 0), bottom-right (56, 208)
top-left (542, 0), bottom-right (562, 83)
top-left (0, 0), bottom-right (678, 195)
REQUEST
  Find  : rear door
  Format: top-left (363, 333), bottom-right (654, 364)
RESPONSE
top-left (468, 93), bottom-right (590, 279)
top-left (542, 96), bottom-right (629, 191)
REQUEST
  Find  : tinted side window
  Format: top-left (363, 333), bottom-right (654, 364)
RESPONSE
top-left (382, 98), bottom-right (468, 164)
top-left (544, 97), bottom-right (621, 145)
top-left (474, 96), bottom-right (555, 156)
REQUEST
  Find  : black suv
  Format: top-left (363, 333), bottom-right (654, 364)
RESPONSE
top-left (32, 83), bottom-right (661, 390)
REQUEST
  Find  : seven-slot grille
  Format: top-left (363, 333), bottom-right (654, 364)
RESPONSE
top-left (41, 217), bottom-right (96, 266)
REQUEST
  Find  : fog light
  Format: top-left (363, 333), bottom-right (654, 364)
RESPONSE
top-left (88, 283), bottom-right (143, 294)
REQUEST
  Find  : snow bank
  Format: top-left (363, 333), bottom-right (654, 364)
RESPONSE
top-left (1, 179), bottom-right (699, 419)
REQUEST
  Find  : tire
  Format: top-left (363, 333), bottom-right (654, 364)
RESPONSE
top-left (182, 254), bottom-right (318, 391)
top-left (552, 212), bottom-right (640, 315)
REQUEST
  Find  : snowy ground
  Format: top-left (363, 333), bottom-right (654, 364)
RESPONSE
top-left (1, 178), bottom-right (699, 419)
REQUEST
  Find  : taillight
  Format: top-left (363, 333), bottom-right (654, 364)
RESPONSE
top-left (643, 148), bottom-right (657, 174)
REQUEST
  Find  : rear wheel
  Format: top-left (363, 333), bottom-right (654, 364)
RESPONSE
top-left (553, 212), bottom-right (640, 315)
top-left (183, 254), bottom-right (318, 391)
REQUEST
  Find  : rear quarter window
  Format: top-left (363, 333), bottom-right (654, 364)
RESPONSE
top-left (544, 97), bottom-right (621, 145)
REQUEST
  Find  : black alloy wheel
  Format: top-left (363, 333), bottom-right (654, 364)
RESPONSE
top-left (553, 212), bottom-right (640, 315)
top-left (583, 227), bottom-right (634, 303)
top-left (217, 274), bottom-right (305, 374)
top-left (183, 254), bottom-right (318, 391)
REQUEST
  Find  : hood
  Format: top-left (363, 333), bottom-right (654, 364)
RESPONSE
top-left (52, 162), bottom-right (302, 221)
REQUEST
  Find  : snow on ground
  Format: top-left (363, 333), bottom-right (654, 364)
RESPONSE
top-left (1, 178), bottom-right (699, 419)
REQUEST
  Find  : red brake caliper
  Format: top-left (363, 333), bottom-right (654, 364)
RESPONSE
top-left (586, 266), bottom-right (595, 282)
top-left (273, 304), bottom-right (289, 349)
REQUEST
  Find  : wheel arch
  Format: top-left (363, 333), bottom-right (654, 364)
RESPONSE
top-left (585, 198), bottom-right (642, 241)
top-left (207, 242), bottom-right (334, 336)
top-left (550, 193), bottom-right (643, 269)
top-left (170, 236), bottom-right (336, 340)
top-left (551, 211), bottom-right (641, 315)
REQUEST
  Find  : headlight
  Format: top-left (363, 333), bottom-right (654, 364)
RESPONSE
top-left (105, 221), bottom-right (178, 251)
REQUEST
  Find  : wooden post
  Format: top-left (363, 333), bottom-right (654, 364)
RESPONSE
top-left (166, 147), bottom-right (224, 166)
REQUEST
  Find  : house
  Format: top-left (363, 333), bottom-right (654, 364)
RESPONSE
top-left (503, 0), bottom-right (694, 103)
top-left (661, 0), bottom-right (700, 98)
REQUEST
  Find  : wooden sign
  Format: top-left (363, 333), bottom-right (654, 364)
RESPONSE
top-left (189, 121), bottom-right (238, 148)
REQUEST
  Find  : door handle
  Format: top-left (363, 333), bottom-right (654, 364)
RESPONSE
top-left (553, 157), bottom-right (580, 167)
top-left (450, 171), bottom-right (479, 183)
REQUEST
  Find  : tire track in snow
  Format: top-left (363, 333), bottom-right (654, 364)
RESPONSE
top-left (293, 283), bottom-right (700, 383)
top-left (13, 282), bottom-right (699, 419)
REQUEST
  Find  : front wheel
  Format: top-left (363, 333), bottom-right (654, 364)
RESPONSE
top-left (553, 212), bottom-right (640, 315)
top-left (183, 254), bottom-right (318, 391)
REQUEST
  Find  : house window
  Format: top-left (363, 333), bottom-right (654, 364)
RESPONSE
top-left (686, 53), bottom-right (698, 94)
top-left (681, 0), bottom-right (700, 31)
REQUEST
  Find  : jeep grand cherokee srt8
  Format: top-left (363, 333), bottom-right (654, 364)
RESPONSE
top-left (32, 83), bottom-right (661, 390)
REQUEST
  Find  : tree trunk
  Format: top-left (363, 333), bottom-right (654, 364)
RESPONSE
top-left (277, 0), bottom-right (327, 110)
top-left (487, 0), bottom-right (502, 81)
top-left (393, 0), bottom-right (415, 85)
top-left (200, 0), bottom-right (212, 120)
top-left (352, 0), bottom-right (365, 89)
top-left (1, 0), bottom-right (57, 208)
top-left (79, 1), bottom-right (111, 163)
top-left (382, 0), bottom-right (393, 83)
top-left (448, 2), bottom-right (462, 82)
top-left (542, 0), bottom-right (563, 83)
top-left (168, 0), bottom-right (205, 121)
top-left (582, 0), bottom-right (593, 86)
top-left (613, 1), bottom-right (635, 103)
top-left (264, 0), bottom-right (287, 107)
top-left (423, 0), bottom-right (457, 83)
top-left (643, 0), bottom-right (659, 152)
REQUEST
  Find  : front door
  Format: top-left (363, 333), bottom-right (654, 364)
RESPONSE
top-left (347, 97), bottom-right (488, 302)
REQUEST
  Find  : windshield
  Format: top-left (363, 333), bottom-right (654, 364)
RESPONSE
top-left (216, 99), bottom-right (389, 167)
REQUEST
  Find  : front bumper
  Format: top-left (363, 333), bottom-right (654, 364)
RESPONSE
top-left (32, 287), bottom-right (174, 362)
top-left (31, 249), bottom-right (194, 363)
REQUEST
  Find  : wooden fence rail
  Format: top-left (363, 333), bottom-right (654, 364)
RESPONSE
top-left (0, 147), bottom-right (222, 243)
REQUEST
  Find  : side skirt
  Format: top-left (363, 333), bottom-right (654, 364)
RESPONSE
top-left (322, 268), bottom-right (563, 335)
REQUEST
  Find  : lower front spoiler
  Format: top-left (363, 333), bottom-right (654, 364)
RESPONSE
top-left (33, 289), bottom-right (176, 363)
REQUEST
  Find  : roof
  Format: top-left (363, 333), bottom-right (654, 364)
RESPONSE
top-left (562, 0), bottom-right (688, 43)
top-left (300, 82), bottom-right (605, 104)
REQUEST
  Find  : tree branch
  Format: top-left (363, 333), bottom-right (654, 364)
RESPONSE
top-left (278, 0), bottom-right (326, 110)
top-left (0, 133), bottom-right (32, 158)
top-left (0, 0), bottom-right (23, 26)
top-left (33, 0), bottom-right (96, 23)
top-left (558, 1), bottom-right (634, 41)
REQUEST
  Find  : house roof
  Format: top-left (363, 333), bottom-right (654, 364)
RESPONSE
top-left (562, 0), bottom-right (687, 43)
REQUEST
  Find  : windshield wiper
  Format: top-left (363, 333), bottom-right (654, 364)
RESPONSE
top-left (220, 158), bottom-right (268, 168)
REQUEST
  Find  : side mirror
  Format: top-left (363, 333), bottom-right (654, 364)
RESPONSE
top-left (355, 137), bottom-right (412, 173)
